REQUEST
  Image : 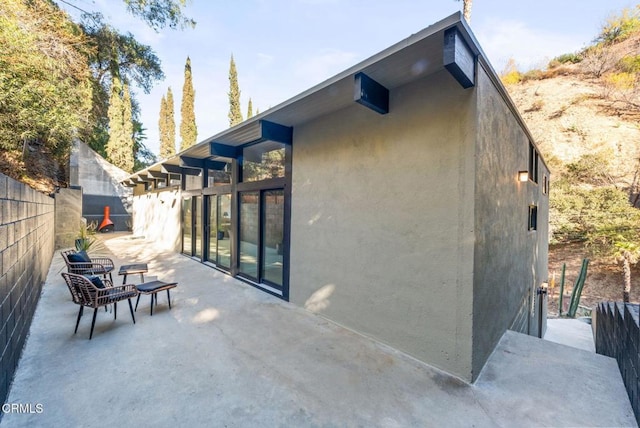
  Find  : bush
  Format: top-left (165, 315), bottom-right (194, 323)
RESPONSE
top-left (550, 53), bottom-right (583, 67)
top-left (618, 55), bottom-right (640, 73)
top-left (521, 69), bottom-right (543, 82)
top-left (501, 70), bottom-right (522, 85)
top-left (596, 6), bottom-right (640, 45)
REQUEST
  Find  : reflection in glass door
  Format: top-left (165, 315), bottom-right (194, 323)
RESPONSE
top-left (239, 192), bottom-right (259, 278)
top-left (262, 190), bottom-right (284, 287)
top-left (194, 196), bottom-right (202, 259)
top-left (182, 197), bottom-right (192, 255)
top-left (238, 189), bottom-right (284, 289)
top-left (207, 194), bottom-right (231, 269)
top-left (217, 194), bottom-right (232, 268)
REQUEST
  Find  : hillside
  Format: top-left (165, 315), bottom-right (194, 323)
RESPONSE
top-left (505, 28), bottom-right (640, 312)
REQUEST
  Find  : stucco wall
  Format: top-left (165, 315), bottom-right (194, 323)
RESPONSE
top-left (289, 70), bottom-right (477, 380)
top-left (472, 64), bottom-right (550, 379)
top-left (0, 173), bottom-right (54, 405)
top-left (131, 188), bottom-right (182, 251)
top-left (69, 140), bottom-right (132, 231)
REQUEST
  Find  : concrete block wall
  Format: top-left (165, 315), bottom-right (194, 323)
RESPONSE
top-left (0, 173), bottom-right (55, 406)
top-left (595, 302), bottom-right (640, 424)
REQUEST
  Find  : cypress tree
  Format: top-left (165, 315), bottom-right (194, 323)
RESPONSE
top-left (121, 83), bottom-right (135, 172)
top-left (228, 54), bottom-right (243, 126)
top-left (247, 98), bottom-right (253, 119)
top-left (106, 76), bottom-right (134, 172)
top-left (158, 94), bottom-right (168, 158)
top-left (180, 56), bottom-right (197, 150)
top-left (166, 87), bottom-right (176, 156)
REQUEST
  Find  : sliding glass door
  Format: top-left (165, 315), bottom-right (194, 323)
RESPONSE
top-left (207, 194), bottom-right (232, 269)
top-left (182, 196), bottom-right (202, 258)
top-left (238, 189), bottom-right (284, 288)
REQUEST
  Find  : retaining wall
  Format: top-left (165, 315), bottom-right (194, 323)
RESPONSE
top-left (595, 302), bottom-right (640, 424)
top-left (0, 173), bottom-right (55, 407)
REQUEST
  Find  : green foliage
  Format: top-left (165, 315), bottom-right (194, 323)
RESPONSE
top-left (0, 0), bottom-right (93, 158)
top-left (159, 87), bottom-right (176, 158)
top-left (550, 53), bottom-right (583, 67)
top-left (564, 150), bottom-right (614, 185)
top-left (166, 88), bottom-right (175, 154)
top-left (596, 5), bottom-right (640, 45)
top-left (180, 57), bottom-right (197, 150)
top-left (228, 55), bottom-right (243, 126)
top-left (551, 151), bottom-right (640, 261)
top-left (106, 77), bottom-right (135, 172)
top-left (619, 55), bottom-right (640, 73)
top-left (122, 0), bottom-right (196, 31)
top-left (247, 98), bottom-right (253, 119)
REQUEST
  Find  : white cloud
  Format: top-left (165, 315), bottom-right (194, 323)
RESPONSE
top-left (475, 18), bottom-right (588, 72)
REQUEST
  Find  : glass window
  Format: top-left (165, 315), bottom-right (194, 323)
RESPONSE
top-left (242, 141), bottom-right (285, 182)
top-left (239, 192), bottom-right (259, 278)
top-left (185, 173), bottom-right (202, 191)
top-left (182, 198), bottom-right (192, 254)
top-left (262, 190), bottom-right (284, 287)
top-left (528, 205), bottom-right (538, 231)
top-left (194, 196), bottom-right (202, 258)
top-left (217, 194), bottom-right (232, 268)
top-left (207, 164), bottom-right (232, 187)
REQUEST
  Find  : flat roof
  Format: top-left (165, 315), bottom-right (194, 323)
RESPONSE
top-left (124, 12), bottom-right (543, 183)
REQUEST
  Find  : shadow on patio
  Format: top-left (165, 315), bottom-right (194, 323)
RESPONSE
top-left (1, 233), bottom-right (636, 427)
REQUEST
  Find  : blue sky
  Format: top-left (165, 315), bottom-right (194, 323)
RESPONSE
top-left (64, 0), bottom-right (635, 156)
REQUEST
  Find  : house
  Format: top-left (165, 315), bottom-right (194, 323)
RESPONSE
top-left (122, 12), bottom-right (549, 382)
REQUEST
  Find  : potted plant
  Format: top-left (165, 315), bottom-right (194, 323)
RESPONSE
top-left (75, 221), bottom-right (97, 251)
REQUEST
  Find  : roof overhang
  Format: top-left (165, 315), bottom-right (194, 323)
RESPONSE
top-left (124, 12), bottom-right (543, 184)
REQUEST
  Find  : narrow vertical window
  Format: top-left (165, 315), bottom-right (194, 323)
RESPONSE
top-left (528, 205), bottom-right (538, 231)
top-left (528, 141), bottom-right (539, 184)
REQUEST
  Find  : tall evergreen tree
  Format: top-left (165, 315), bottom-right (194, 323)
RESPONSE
top-left (121, 82), bottom-right (135, 172)
top-left (247, 98), bottom-right (253, 119)
top-left (158, 94), bottom-right (167, 157)
top-left (166, 87), bottom-right (176, 155)
top-left (106, 76), bottom-right (134, 172)
top-left (180, 56), bottom-right (197, 150)
top-left (228, 54), bottom-right (243, 126)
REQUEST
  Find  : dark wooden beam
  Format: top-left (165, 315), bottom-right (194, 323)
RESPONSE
top-left (210, 142), bottom-right (239, 158)
top-left (443, 27), bottom-right (475, 89)
top-left (354, 72), bottom-right (389, 114)
top-left (180, 156), bottom-right (205, 168)
top-left (147, 171), bottom-right (168, 180)
top-left (204, 159), bottom-right (228, 170)
top-left (260, 120), bottom-right (292, 145)
top-left (160, 163), bottom-right (201, 176)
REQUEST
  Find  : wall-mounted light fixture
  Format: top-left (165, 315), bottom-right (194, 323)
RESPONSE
top-left (518, 171), bottom-right (529, 182)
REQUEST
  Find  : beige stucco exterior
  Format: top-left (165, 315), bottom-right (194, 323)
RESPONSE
top-left (289, 70), bottom-right (478, 380)
top-left (124, 14), bottom-right (549, 383)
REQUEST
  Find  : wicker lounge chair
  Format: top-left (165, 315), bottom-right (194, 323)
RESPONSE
top-left (61, 273), bottom-right (138, 339)
top-left (61, 249), bottom-right (115, 282)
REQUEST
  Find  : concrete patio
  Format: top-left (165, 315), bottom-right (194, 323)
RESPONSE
top-left (1, 233), bottom-right (636, 427)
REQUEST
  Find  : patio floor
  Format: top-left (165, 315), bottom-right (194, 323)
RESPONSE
top-left (1, 233), bottom-right (636, 427)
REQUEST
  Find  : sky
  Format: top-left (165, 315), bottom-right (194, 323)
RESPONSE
top-left (62, 0), bottom-right (636, 157)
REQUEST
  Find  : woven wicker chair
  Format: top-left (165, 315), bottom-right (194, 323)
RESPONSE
top-left (61, 273), bottom-right (138, 339)
top-left (61, 249), bottom-right (115, 282)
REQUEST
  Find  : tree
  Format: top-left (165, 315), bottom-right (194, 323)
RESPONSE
top-left (456, 0), bottom-right (473, 23)
top-left (121, 0), bottom-right (196, 31)
top-left (0, 0), bottom-right (93, 159)
top-left (180, 56), bottom-right (197, 150)
top-left (57, 0), bottom-right (195, 31)
top-left (247, 98), bottom-right (254, 119)
top-left (166, 87), bottom-right (176, 154)
top-left (158, 87), bottom-right (176, 159)
top-left (552, 152), bottom-right (640, 302)
top-left (106, 76), bottom-right (134, 172)
top-left (158, 94), bottom-right (167, 157)
top-left (228, 54), bottom-right (243, 126)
